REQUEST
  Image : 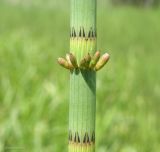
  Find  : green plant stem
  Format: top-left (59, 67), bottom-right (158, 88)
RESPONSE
top-left (69, 0), bottom-right (97, 151)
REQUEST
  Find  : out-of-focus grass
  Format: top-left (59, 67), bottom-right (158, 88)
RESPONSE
top-left (0, 1), bottom-right (160, 152)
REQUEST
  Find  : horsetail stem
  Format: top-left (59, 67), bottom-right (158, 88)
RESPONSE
top-left (58, 0), bottom-right (110, 151)
top-left (69, 0), bottom-right (96, 151)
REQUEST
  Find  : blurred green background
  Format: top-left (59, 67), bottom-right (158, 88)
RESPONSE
top-left (0, 0), bottom-right (160, 151)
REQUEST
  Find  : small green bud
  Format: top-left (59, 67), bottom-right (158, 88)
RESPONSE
top-left (69, 53), bottom-right (78, 68)
top-left (89, 51), bottom-right (100, 69)
top-left (94, 53), bottom-right (110, 71)
top-left (58, 57), bottom-right (72, 70)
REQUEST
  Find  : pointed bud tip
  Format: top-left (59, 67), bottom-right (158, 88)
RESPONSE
top-left (102, 53), bottom-right (110, 61)
top-left (58, 57), bottom-right (67, 66)
top-left (58, 57), bottom-right (64, 63)
top-left (95, 51), bottom-right (100, 56)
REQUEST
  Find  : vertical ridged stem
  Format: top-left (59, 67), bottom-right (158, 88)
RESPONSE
top-left (69, 0), bottom-right (97, 152)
